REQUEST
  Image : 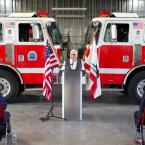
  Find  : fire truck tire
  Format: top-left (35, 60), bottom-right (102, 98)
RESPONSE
top-left (0, 70), bottom-right (19, 101)
top-left (128, 71), bottom-right (145, 104)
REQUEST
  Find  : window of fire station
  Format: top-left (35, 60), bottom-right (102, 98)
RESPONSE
top-left (104, 23), bottom-right (129, 43)
top-left (19, 23), bottom-right (44, 42)
top-left (0, 24), bottom-right (3, 42)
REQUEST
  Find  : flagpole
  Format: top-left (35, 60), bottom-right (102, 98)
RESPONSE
top-left (40, 68), bottom-right (66, 122)
top-left (40, 32), bottom-right (66, 122)
top-left (47, 33), bottom-right (60, 66)
top-left (83, 26), bottom-right (102, 100)
top-left (83, 28), bottom-right (98, 61)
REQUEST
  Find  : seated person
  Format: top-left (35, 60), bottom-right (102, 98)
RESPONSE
top-left (0, 92), bottom-right (11, 140)
top-left (134, 91), bottom-right (145, 144)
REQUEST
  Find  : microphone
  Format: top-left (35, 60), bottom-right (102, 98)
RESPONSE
top-left (60, 61), bottom-right (74, 72)
top-left (59, 63), bottom-right (73, 67)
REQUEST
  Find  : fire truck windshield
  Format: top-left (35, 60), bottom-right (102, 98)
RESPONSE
top-left (85, 21), bottom-right (101, 45)
top-left (46, 22), bottom-right (61, 45)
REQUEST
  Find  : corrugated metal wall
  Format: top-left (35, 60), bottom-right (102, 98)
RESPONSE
top-left (0, 0), bottom-right (145, 47)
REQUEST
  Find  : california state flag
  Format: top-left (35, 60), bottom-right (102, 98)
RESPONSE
top-left (84, 37), bottom-right (101, 100)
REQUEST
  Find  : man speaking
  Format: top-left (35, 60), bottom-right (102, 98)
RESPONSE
top-left (61, 49), bottom-right (85, 73)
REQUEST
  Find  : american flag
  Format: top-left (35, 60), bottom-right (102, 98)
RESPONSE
top-left (43, 40), bottom-right (60, 100)
top-left (133, 22), bottom-right (144, 29)
top-left (84, 33), bottom-right (101, 100)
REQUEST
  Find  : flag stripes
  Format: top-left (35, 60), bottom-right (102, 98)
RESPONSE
top-left (43, 40), bottom-right (60, 100)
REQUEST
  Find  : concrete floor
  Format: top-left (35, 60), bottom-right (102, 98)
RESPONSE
top-left (2, 91), bottom-right (138, 145)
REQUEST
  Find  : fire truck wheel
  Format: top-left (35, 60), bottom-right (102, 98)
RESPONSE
top-left (128, 71), bottom-right (145, 104)
top-left (0, 70), bottom-right (18, 101)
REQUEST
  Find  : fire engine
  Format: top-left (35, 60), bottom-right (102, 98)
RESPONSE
top-left (0, 11), bottom-right (63, 101)
top-left (84, 12), bottom-right (145, 103)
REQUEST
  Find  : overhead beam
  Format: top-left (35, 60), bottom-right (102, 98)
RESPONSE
top-left (56, 15), bottom-right (85, 18)
top-left (52, 8), bottom-right (87, 11)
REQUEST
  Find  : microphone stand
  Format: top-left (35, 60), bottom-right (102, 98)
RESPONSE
top-left (40, 68), bottom-right (66, 122)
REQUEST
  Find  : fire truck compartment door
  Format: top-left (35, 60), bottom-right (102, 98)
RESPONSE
top-left (4, 22), bottom-right (16, 64)
top-left (14, 44), bottom-right (45, 68)
top-left (99, 44), bottom-right (133, 68)
top-left (5, 43), bottom-right (14, 64)
top-left (99, 44), bottom-right (133, 84)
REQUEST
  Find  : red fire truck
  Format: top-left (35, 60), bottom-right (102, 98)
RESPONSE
top-left (0, 11), bottom-right (62, 101)
top-left (84, 12), bottom-right (145, 103)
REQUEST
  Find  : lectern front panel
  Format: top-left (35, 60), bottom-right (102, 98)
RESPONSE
top-left (62, 70), bottom-right (82, 120)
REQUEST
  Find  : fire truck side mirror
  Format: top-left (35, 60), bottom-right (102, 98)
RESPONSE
top-left (32, 24), bottom-right (40, 40)
top-left (111, 24), bottom-right (117, 40)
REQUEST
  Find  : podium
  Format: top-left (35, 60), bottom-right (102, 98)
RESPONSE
top-left (62, 70), bottom-right (82, 120)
